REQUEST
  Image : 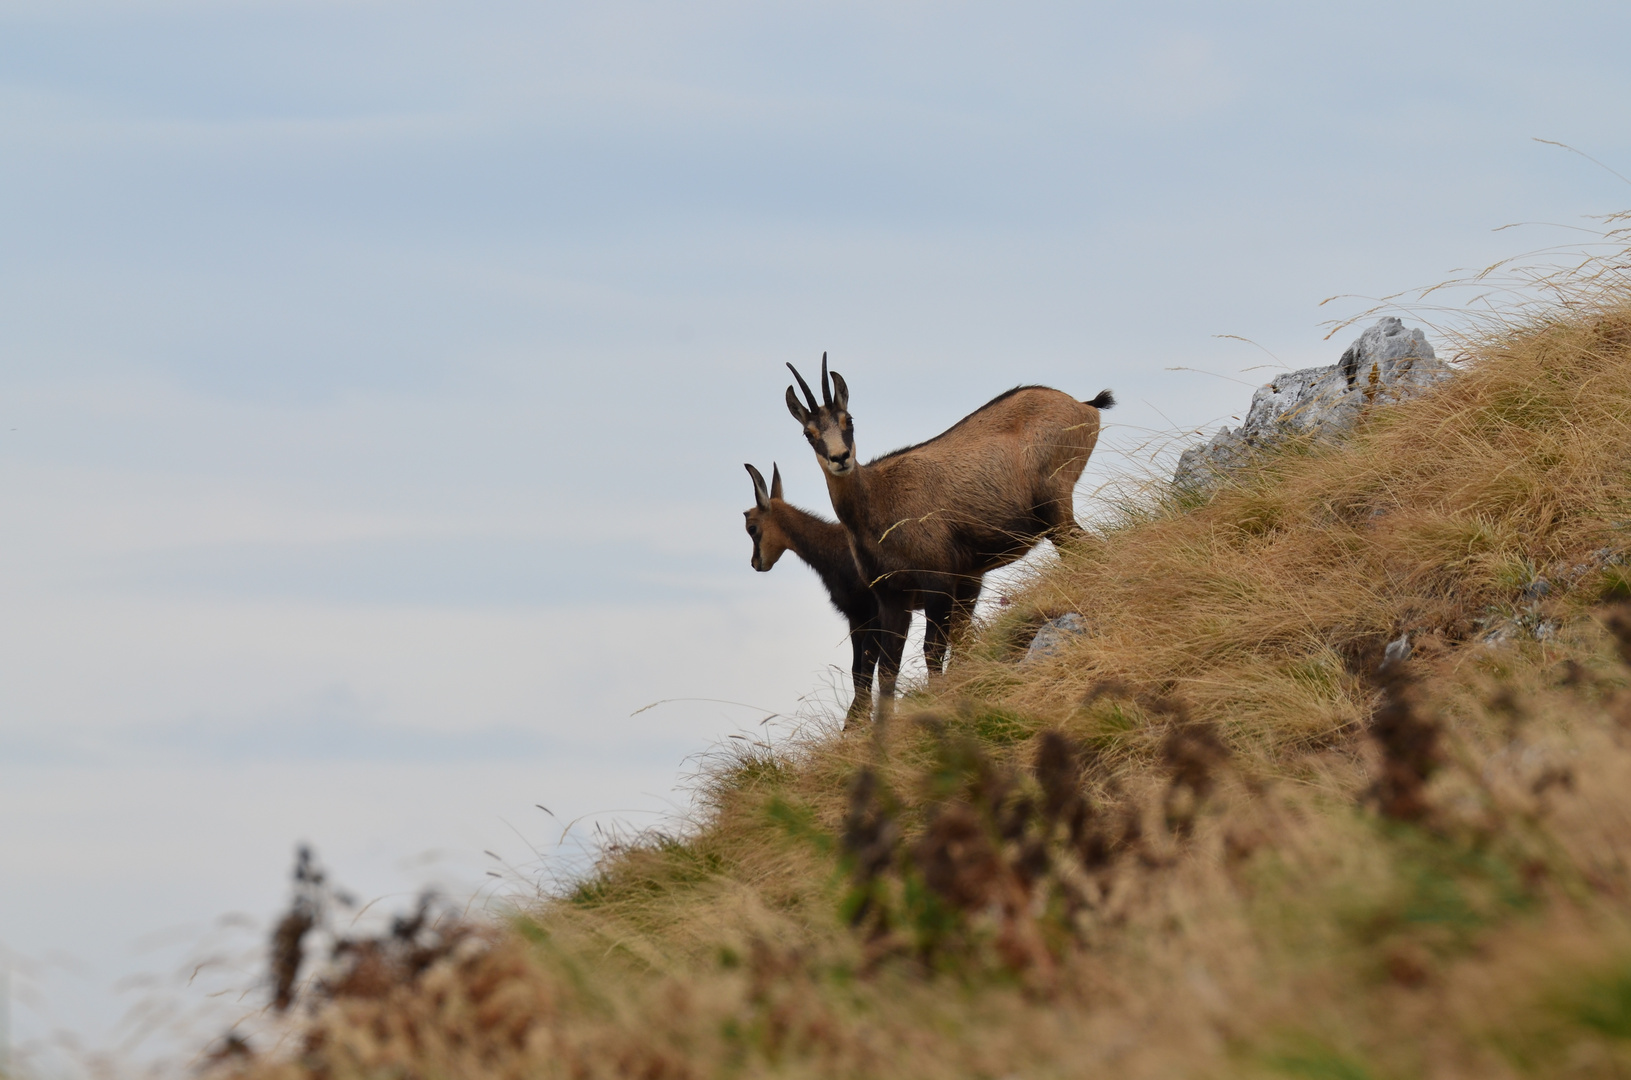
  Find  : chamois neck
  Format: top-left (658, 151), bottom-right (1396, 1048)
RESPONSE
top-left (821, 463), bottom-right (869, 537)
top-left (770, 500), bottom-right (851, 576)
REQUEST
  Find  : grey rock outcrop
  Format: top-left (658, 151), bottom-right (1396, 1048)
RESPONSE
top-left (1022, 613), bottom-right (1089, 664)
top-left (1174, 317), bottom-right (1453, 492)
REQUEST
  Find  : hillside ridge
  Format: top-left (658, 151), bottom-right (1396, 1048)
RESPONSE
top-left (213, 286), bottom-right (1631, 1080)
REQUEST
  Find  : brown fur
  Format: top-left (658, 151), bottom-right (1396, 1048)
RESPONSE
top-left (786, 355), bottom-right (1112, 696)
top-left (743, 463), bottom-right (916, 728)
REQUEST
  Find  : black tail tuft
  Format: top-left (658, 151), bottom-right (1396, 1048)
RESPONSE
top-left (1085, 389), bottom-right (1115, 410)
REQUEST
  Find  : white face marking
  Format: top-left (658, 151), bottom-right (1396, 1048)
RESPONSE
top-left (810, 417), bottom-right (853, 474)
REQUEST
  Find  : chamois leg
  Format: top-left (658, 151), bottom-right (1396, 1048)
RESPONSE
top-left (1055, 519), bottom-right (1088, 548)
top-left (923, 591), bottom-right (956, 677)
top-left (873, 601), bottom-right (912, 722)
top-left (1038, 496), bottom-right (1087, 549)
top-left (844, 622), bottom-right (880, 731)
top-left (941, 575), bottom-right (984, 673)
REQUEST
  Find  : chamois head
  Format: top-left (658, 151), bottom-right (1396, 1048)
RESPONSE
top-left (743, 462), bottom-right (789, 572)
top-left (785, 353), bottom-right (854, 476)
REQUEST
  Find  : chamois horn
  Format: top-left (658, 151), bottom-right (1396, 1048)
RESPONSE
top-left (745, 462), bottom-right (771, 507)
top-left (787, 362), bottom-right (819, 413)
top-left (820, 351), bottom-right (832, 406)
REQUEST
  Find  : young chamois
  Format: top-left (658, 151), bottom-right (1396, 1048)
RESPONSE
top-left (786, 354), bottom-right (1113, 683)
top-left (742, 462), bottom-right (913, 729)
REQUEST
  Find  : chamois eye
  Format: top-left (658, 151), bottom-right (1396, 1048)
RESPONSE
top-left (747, 524), bottom-right (759, 537)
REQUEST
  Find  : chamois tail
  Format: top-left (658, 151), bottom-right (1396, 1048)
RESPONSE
top-left (1084, 389), bottom-right (1115, 410)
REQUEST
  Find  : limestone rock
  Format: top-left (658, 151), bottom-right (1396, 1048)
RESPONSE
top-left (1174, 317), bottom-right (1452, 492)
top-left (1022, 613), bottom-right (1089, 664)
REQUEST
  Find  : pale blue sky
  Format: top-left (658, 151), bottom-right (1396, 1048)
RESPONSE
top-left (3, 0), bottom-right (1630, 1069)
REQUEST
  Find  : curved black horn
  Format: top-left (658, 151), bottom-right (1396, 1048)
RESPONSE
top-left (820, 351), bottom-right (831, 406)
top-left (744, 462), bottom-right (771, 508)
top-left (786, 363), bottom-right (818, 412)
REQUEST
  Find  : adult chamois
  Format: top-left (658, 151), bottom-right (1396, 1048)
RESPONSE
top-left (785, 354), bottom-right (1113, 686)
top-left (742, 462), bottom-right (914, 728)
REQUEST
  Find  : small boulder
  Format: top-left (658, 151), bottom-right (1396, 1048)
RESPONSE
top-left (1175, 317), bottom-right (1452, 492)
top-left (1022, 613), bottom-right (1089, 664)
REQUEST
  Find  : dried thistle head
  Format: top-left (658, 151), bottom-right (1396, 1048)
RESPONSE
top-left (839, 767), bottom-right (901, 933)
top-left (1160, 719), bottom-right (1228, 802)
top-left (268, 905), bottom-right (315, 1013)
top-left (841, 767), bottom-right (898, 883)
top-left (1034, 730), bottom-right (1085, 826)
top-left (1159, 714), bottom-right (1229, 836)
top-left (913, 802), bottom-right (1001, 912)
top-left (268, 845), bottom-right (332, 1012)
top-left (1605, 602), bottom-right (1631, 667)
top-left (1365, 661), bottom-right (1442, 822)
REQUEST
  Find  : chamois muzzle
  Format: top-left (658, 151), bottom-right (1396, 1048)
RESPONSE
top-left (823, 448), bottom-right (854, 475)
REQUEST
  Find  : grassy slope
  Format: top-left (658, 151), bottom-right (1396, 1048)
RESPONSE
top-left (235, 297), bottom-right (1631, 1080)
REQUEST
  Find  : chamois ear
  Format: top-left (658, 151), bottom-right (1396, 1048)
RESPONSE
top-left (770, 463), bottom-right (783, 501)
top-left (829, 370), bottom-right (849, 412)
top-left (785, 385), bottom-right (810, 424)
top-left (745, 463), bottom-right (771, 510)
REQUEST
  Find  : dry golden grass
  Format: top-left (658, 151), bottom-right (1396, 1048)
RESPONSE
top-left (216, 285), bottom-right (1631, 1080)
top-left (966, 302), bottom-right (1631, 755)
